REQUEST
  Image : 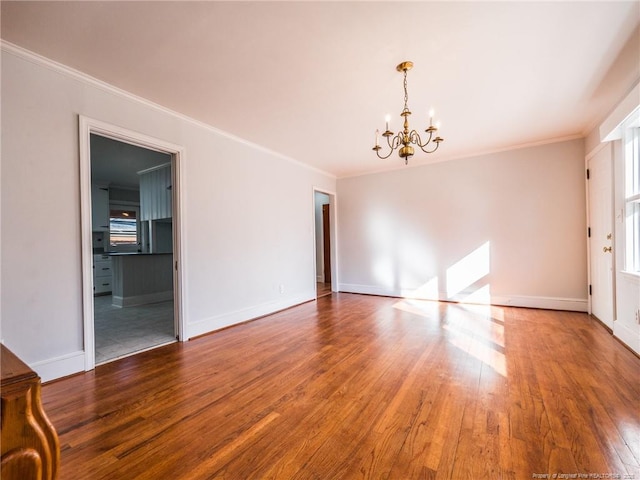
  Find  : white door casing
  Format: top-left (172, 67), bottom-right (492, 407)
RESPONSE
top-left (587, 144), bottom-right (615, 328)
top-left (79, 116), bottom-right (187, 370)
top-left (313, 187), bottom-right (338, 295)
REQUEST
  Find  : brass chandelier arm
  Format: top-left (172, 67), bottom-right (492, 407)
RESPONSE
top-left (419, 140), bottom-right (441, 154)
top-left (411, 130), bottom-right (432, 148)
top-left (373, 133), bottom-right (402, 159)
top-left (373, 147), bottom-right (396, 160)
top-left (408, 130), bottom-right (442, 154)
top-left (414, 130), bottom-right (443, 154)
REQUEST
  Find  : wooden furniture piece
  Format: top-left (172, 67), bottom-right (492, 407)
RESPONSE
top-left (1, 344), bottom-right (59, 480)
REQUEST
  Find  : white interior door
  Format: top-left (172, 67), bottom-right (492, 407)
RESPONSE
top-left (588, 145), bottom-right (615, 328)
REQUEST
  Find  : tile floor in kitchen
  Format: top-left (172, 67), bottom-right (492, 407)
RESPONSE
top-left (93, 295), bottom-right (176, 365)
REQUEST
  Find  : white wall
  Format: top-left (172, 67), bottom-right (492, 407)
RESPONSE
top-left (337, 139), bottom-right (587, 311)
top-left (0, 45), bottom-right (335, 381)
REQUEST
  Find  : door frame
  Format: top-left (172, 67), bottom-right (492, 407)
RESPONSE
top-left (322, 204), bottom-right (331, 285)
top-left (79, 116), bottom-right (187, 371)
top-left (313, 188), bottom-right (338, 294)
top-left (585, 142), bottom-right (615, 327)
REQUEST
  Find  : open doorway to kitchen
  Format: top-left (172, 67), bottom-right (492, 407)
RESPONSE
top-left (314, 189), bottom-right (336, 298)
top-left (80, 117), bottom-right (185, 370)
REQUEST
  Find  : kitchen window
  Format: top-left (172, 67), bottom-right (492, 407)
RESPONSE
top-left (109, 207), bottom-right (139, 252)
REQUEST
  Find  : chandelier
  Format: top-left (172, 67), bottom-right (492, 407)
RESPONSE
top-left (373, 61), bottom-right (443, 165)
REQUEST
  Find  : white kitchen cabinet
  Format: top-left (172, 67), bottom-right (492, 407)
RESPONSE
top-left (139, 164), bottom-right (172, 221)
top-left (91, 184), bottom-right (110, 232)
top-left (93, 254), bottom-right (112, 295)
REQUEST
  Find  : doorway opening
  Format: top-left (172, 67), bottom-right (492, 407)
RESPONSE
top-left (314, 190), bottom-right (336, 298)
top-left (80, 117), bottom-right (185, 370)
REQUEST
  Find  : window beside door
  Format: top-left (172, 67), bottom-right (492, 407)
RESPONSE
top-left (623, 112), bottom-right (640, 274)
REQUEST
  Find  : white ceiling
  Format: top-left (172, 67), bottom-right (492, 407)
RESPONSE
top-left (2, 1), bottom-right (639, 178)
top-left (91, 134), bottom-right (171, 188)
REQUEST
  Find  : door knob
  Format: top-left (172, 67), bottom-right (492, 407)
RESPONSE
top-left (603, 246), bottom-right (612, 253)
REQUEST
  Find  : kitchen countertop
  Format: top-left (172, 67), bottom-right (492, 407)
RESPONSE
top-left (108, 252), bottom-right (172, 256)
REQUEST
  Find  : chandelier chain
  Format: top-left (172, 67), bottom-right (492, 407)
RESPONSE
top-left (403, 69), bottom-right (409, 111)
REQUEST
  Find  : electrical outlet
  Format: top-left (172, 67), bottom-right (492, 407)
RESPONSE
top-left (279, 284), bottom-right (285, 294)
top-left (636, 309), bottom-right (640, 324)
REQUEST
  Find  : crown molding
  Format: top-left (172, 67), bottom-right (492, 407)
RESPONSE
top-left (599, 80), bottom-right (640, 142)
top-left (340, 134), bottom-right (584, 180)
top-left (0, 40), bottom-right (336, 180)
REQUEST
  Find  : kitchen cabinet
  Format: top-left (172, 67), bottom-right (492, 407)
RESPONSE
top-left (93, 254), bottom-right (112, 295)
top-left (111, 253), bottom-right (173, 307)
top-left (139, 164), bottom-right (172, 221)
top-left (91, 184), bottom-right (110, 232)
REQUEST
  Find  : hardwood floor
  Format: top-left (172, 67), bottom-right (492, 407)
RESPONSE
top-left (316, 282), bottom-right (332, 298)
top-left (42, 294), bottom-right (640, 479)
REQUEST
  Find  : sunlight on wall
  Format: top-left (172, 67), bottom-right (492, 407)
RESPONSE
top-left (373, 257), bottom-right (396, 289)
top-left (446, 241), bottom-right (491, 302)
top-left (462, 284), bottom-right (492, 304)
top-left (369, 209), bottom-right (437, 293)
top-left (402, 276), bottom-right (439, 300)
top-left (388, 241), bottom-right (506, 377)
top-left (393, 297), bottom-right (440, 318)
top-left (368, 208), bottom-right (396, 289)
top-left (397, 229), bottom-right (438, 288)
top-left (391, 241), bottom-right (491, 303)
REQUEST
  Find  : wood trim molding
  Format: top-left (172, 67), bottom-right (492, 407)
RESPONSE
top-left (78, 116), bottom-right (188, 371)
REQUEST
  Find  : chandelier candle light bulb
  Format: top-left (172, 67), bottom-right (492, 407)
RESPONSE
top-left (372, 61), bottom-right (444, 165)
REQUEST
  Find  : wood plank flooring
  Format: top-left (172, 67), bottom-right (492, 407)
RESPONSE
top-left (41, 293), bottom-right (640, 479)
top-left (316, 282), bottom-right (332, 298)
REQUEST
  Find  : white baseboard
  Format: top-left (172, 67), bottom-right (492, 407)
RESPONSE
top-left (112, 291), bottom-right (173, 307)
top-left (30, 350), bottom-right (86, 383)
top-left (490, 294), bottom-right (588, 312)
top-left (337, 283), bottom-right (588, 312)
top-left (613, 321), bottom-right (640, 355)
top-left (338, 283), bottom-right (398, 297)
top-left (186, 292), bottom-right (315, 339)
